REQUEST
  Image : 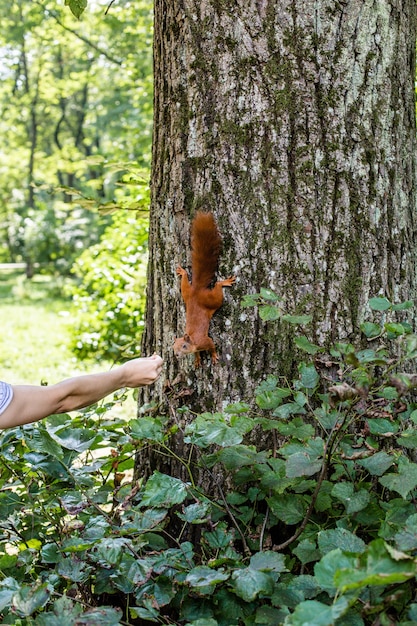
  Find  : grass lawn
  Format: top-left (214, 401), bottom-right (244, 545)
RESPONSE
top-left (0, 270), bottom-right (137, 418)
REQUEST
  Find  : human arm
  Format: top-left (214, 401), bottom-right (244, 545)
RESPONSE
top-left (0, 355), bottom-right (163, 429)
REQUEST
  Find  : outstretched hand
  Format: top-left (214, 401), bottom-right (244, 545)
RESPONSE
top-left (0, 353), bottom-right (164, 429)
top-left (119, 354), bottom-right (164, 387)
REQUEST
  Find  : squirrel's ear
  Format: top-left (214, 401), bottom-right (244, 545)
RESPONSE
top-left (184, 334), bottom-right (191, 342)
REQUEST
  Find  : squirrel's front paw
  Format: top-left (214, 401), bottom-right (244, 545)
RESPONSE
top-left (176, 266), bottom-right (186, 276)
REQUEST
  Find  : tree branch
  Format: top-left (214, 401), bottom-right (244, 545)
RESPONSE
top-left (35, 2), bottom-right (123, 66)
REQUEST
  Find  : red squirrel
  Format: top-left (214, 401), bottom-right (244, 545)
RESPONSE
top-left (173, 211), bottom-right (235, 365)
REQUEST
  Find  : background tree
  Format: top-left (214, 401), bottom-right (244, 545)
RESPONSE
top-left (0, 0), bottom-right (153, 276)
top-left (140, 0), bottom-right (417, 412)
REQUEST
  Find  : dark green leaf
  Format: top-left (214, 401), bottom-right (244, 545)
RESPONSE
top-left (360, 322), bottom-right (382, 338)
top-left (0, 578), bottom-right (20, 612)
top-left (384, 322), bottom-right (406, 336)
top-left (256, 388), bottom-right (291, 410)
top-left (186, 566), bottom-right (229, 588)
top-left (129, 417), bottom-right (165, 442)
top-left (259, 305), bottom-right (281, 321)
top-left (314, 549), bottom-right (357, 594)
top-left (249, 551), bottom-right (287, 573)
top-left (357, 452), bottom-right (394, 476)
top-left (367, 419), bottom-right (399, 436)
top-left (72, 607), bottom-right (123, 625)
top-left (64, 0), bottom-right (88, 18)
top-left (286, 451), bottom-right (322, 478)
top-left (177, 502), bottom-right (211, 524)
top-left (292, 539), bottom-right (320, 565)
top-left (260, 287), bottom-right (281, 302)
top-left (47, 426), bottom-right (98, 452)
top-left (299, 364), bottom-right (319, 389)
top-left (368, 297), bottom-right (391, 311)
top-left (290, 598), bottom-right (349, 626)
top-left (12, 583), bottom-right (51, 617)
top-left (231, 567), bottom-right (274, 601)
top-left (391, 300), bottom-right (414, 311)
top-left (334, 539), bottom-right (415, 591)
top-left (379, 457), bottom-right (417, 498)
top-left (318, 529), bottom-right (366, 555)
top-left (141, 471), bottom-right (188, 507)
top-left (35, 596), bottom-right (82, 626)
top-left (273, 402), bottom-right (306, 419)
top-left (267, 494), bottom-right (306, 524)
top-left (282, 314), bottom-right (313, 325)
top-left (294, 336), bottom-right (321, 354)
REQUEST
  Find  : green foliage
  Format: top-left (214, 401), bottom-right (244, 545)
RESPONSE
top-left (68, 207), bottom-right (148, 361)
top-left (0, 0), bottom-right (153, 272)
top-left (65, 0), bottom-right (88, 19)
top-left (3, 296), bottom-right (417, 624)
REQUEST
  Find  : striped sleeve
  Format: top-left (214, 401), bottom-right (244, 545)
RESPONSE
top-left (0, 381), bottom-right (13, 415)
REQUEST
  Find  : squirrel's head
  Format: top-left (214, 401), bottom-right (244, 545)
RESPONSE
top-left (173, 333), bottom-right (194, 357)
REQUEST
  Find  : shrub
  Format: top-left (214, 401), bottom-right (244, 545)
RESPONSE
top-left (68, 211), bottom-right (148, 361)
top-left (1, 295), bottom-right (417, 624)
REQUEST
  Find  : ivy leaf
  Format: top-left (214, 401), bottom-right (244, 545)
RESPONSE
top-left (282, 314), bottom-right (313, 325)
top-left (256, 388), bottom-right (291, 410)
top-left (369, 297), bottom-right (391, 311)
top-left (57, 558), bottom-right (92, 583)
top-left (391, 300), bottom-right (414, 311)
top-left (0, 578), bottom-right (20, 612)
top-left (140, 471), bottom-right (188, 507)
top-left (184, 413), bottom-right (251, 448)
top-left (177, 502), bottom-right (211, 524)
top-left (299, 364), bottom-right (319, 389)
top-left (289, 598), bottom-right (349, 626)
top-left (26, 429), bottom-right (64, 459)
top-left (273, 402), bottom-right (306, 419)
top-left (367, 419), bottom-right (399, 436)
top-left (231, 568), bottom-right (274, 602)
top-left (71, 607), bottom-right (123, 625)
top-left (186, 566), bottom-right (229, 589)
top-left (357, 451), bottom-right (394, 476)
top-left (331, 482), bottom-right (370, 513)
top-left (314, 549), bottom-right (357, 594)
top-left (249, 551), bottom-right (287, 573)
top-left (260, 287), bottom-right (281, 302)
top-left (384, 322), bottom-right (406, 337)
top-left (334, 539), bottom-right (415, 592)
top-left (285, 451), bottom-right (322, 478)
top-left (35, 595), bottom-right (82, 626)
top-left (379, 457), bottom-right (417, 498)
top-left (259, 305), bottom-right (281, 321)
top-left (294, 336), bottom-right (321, 354)
top-left (317, 528), bottom-right (366, 555)
top-left (47, 426), bottom-right (98, 452)
top-left (216, 445), bottom-right (262, 469)
top-left (292, 539), bottom-right (321, 565)
top-left (406, 335), bottom-right (417, 358)
top-left (12, 583), bottom-right (51, 617)
top-left (94, 538), bottom-right (128, 566)
top-left (360, 321), bottom-right (382, 338)
top-left (129, 417), bottom-right (165, 442)
top-left (267, 494), bottom-right (307, 524)
top-left (41, 543), bottom-right (62, 565)
top-left (394, 514), bottom-right (417, 551)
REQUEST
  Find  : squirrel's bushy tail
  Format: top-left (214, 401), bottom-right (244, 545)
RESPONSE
top-left (191, 212), bottom-right (222, 290)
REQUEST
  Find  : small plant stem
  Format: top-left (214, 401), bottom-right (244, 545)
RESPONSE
top-left (273, 411), bottom-right (352, 551)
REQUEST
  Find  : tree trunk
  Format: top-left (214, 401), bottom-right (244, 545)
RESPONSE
top-left (138, 0), bottom-right (417, 467)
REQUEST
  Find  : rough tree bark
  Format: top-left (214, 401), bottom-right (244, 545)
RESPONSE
top-left (138, 0), bottom-right (417, 469)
